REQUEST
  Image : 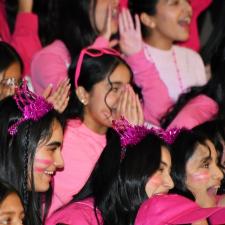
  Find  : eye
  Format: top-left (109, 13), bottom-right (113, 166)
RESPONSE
top-left (169, 0), bottom-right (180, 5)
top-left (158, 166), bottom-right (164, 173)
top-left (202, 162), bottom-right (210, 169)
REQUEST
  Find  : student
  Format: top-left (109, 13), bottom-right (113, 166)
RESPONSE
top-left (0, 179), bottom-right (25, 225)
top-left (49, 47), bottom-right (143, 214)
top-left (126, 0), bottom-right (207, 125)
top-left (0, 82), bottom-right (64, 225)
top-left (47, 120), bottom-right (222, 225)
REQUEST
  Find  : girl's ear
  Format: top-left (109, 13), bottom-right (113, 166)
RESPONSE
top-left (75, 86), bottom-right (89, 105)
top-left (140, 12), bottom-right (156, 29)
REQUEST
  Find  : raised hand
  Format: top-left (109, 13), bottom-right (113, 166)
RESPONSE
top-left (119, 9), bottom-right (142, 56)
top-left (113, 84), bottom-right (144, 126)
top-left (42, 79), bottom-right (70, 113)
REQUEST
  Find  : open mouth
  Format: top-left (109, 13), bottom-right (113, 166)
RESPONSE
top-left (178, 16), bottom-right (191, 27)
top-left (207, 185), bottom-right (221, 196)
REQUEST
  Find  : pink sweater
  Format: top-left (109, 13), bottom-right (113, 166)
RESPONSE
top-left (167, 95), bottom-right (218, 129)
top-left (49, 120), bottom-right (106, 215)
top-left (0, 2), bottom-right (42, 76)
top-left (46, 198), bottom-right (102, 225)
top-left (135, 194), bottom-right (225, 225)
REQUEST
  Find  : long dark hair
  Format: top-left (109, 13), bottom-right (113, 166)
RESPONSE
top-left (169, 130), bottom-right (210, 200)
top-left (161, 35), bottom-right (225, 128)
top-left (128, 0), bottom-right (158, 38)
top-left (66, 52), bottom-right (134, 120)
top-left (68, 131), bottom-right (165, 225)
top-left (0, 41), bottom-right (24, 73)
top-left (0, 96), bottom-right (63, 225)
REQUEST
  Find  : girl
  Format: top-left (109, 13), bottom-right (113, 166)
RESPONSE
top-left (0, 83), bottom-right (64, 225)
top-left (0, 179), bottom-right (25, 225)
top-left (47, 120), bottom-right (222, 225)
top-left (0, 0), bottom-right (42, 76)
top-left (125, 0), bottom-right (207, 125)
top-left (0, 41), bottom-right (23, 100)
top-left (170, 129), bottom-right (225, 210)
top-left (31, 0), bottom-right (120, 95)
top-left (49, 47), bottom-right (143, 214)
top-left (160, 27), bottom-right (225, 129)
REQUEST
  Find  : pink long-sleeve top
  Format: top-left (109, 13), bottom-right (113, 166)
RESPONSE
top-left (0, 1), bottom-right (42, 76)
top-left (49, 120), bottom-right (106, 216)
top-left (167, 95), bottom-right (218, 129)
top-left (46, 198), bottom-right (102, 225)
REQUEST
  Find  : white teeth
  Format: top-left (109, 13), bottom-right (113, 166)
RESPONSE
top-left (44, 171), bottom-right (54, 175)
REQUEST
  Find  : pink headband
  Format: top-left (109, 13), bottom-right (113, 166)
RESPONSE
top-left (8, 80), bottom-right (53, 136)
top-left (74, 47), bottom-right (121, 88)
top-left (113, 117), bottom-right (182, 148)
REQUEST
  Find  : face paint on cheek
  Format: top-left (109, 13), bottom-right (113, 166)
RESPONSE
top-left (34, 158), bottom-right (53, 173)
top-left (191, 171), bottom-right (210, 182)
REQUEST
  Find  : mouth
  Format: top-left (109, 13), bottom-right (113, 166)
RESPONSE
top-left (44, 170), bottom-right (55, 176)
top-left (207, 185), bottom-right (221, 196)
top-left (178, 16), bottom-right (191, 28)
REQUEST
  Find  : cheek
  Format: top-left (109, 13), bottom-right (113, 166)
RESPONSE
top-left (33, 158), bottom-right (53, 173)
top-left (188, 171), bottom-right (211, 183)
top-left (146, 175), bottom-right (163, 197)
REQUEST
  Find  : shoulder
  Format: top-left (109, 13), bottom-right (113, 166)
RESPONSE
top-left (46, 198), bottom-right (100, 225)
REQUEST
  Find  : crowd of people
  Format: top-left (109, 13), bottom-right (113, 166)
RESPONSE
top-left (0, 0), bottom-right (225, 224)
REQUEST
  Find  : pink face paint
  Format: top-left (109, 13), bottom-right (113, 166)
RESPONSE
top-left (33, 158), bottom-right (53, 173)
top-left (191, 171), bottom-right (210, 182)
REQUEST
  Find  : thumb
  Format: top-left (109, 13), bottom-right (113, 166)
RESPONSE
top-left (109, 39), bottom-right (119, 48)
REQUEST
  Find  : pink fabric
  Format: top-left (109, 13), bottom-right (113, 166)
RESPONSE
top-left (49, 120), bottom-right (106, 216)
top-left (31, 36), bottom-right (108, 95)
top-left (179, 0), bottom-right (212, 52)
top-left (125, 49), bottom-right (173, 126)
top-left (119, 0), bottom-right (128, 9)
top-left (0, 2), bottom-right (42, 76)
top-left (210, 194), bottom-right (225, 225)
top-left (167, 95), bottom-right (218, 129)
top-left (46, 198), bottom-right (102, 225)
top-left (31, 40), bottom-right (71, 95)
top-left (135, 194), bottom-right (224, 225)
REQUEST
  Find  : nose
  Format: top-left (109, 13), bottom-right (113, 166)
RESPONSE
top-left (212, 164), bottom-right (224, 182)
top-left (164, 173), bottom-right (174, 190)
top-left (54, 150), bottom-right (64, 169)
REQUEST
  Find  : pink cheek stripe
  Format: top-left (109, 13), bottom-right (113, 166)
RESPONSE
top-left (192, 172), bottom-right (210, 181)
top-left (35, 158), bottom-right (53, 166)
top-left (34, 167), bottom-right (45, 173)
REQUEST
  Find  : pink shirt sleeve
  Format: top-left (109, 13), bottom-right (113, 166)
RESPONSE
top-left (167, 95), bottom-right (218, 129)
top-left (10, 13), bottom-right (42, 76)
top-left (125, 49), bottom-right (173, 126)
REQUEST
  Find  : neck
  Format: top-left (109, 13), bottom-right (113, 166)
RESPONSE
top-left (83, 116), bottom-right (108, 135)
top-left (144, 33), bottom-right (173, 50)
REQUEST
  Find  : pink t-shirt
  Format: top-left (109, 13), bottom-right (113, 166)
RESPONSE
top-left (46, 198), bottom-right (102, 225)
top-left (49, 120), bottom-right (106, 215)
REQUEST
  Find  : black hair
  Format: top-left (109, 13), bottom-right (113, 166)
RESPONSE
top-left (169, 129), bottom-right (210, 199)
top-left (0, 96), bottom-right (64, 225)
top-left (0, 41), bottom-right (24, 74)
top-left (0, 178), bottom-right (23, 206)
top-left (60, 131), bottom-right (167, 225)
top-left (65, 51), bottom-right (135, 120)
top-left (128, 0), bottom-right (158, 38)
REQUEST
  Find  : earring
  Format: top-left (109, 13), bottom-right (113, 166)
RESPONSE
top-left (81, 99), bottom-right (87, 105)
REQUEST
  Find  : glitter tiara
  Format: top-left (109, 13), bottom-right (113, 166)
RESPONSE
top-left (8, 80), bottom-right (53, 136)
top-left (112, 117), bottom-right (182, 148)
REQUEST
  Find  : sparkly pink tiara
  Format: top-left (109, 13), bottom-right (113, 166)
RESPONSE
top-left (8, 80), bottom-right (53, 136)
top-left (112, 117), bottom-right (182, 148)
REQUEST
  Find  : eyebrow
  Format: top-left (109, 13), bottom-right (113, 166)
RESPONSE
top-left (46, 141), bottom-right (62, 148)
top-left (160, 161), bottom-right (168, 167)
top-left (201, 155), bottom-right (212, 164)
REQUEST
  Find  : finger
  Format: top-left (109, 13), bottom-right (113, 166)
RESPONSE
top-left (121, 85), bottom-right (129, 117)
top-left (103, 3), bottom-right (112, 39)
top-left (126, 9), bottom-right (134, 30)
top-left (121, 8), bottom-right (129, 32)
top-left (42, 84), bottom-right (53, 98)
top-left (56, 96), bottom-right (70, 113)
top-left (127, 85), bottom-right (138, 124)
top-left (135, 14), bottom-right (141, 37)
top-left (136, 94), bottom-right (144, 125)
top-left (118, 13), bottom-right (124, 35)
top-left (109, 39), bottom-right (119, 48)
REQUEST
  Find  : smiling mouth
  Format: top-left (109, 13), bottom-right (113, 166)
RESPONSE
top-left (44, 170), bottom-right (55, 176)
top-left (207, 185), bottom-right (221, 195)
top-left (178, 16), bottom-right (191, 27)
